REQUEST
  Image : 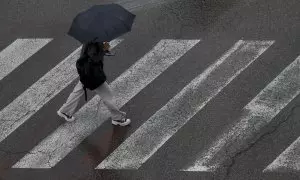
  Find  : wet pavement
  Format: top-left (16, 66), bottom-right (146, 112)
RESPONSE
top-left (0, 0), bottom-right (300, 179)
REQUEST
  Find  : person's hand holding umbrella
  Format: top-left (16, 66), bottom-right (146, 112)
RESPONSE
top-left (103, 42), bottom-right (110, 51)
top-left (103, 41), bottom-right (115, 56)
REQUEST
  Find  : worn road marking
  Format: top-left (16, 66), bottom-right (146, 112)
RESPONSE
top-left (264, 105), bottom-right (300, 172)
top-left (184, 54), bottom-right (300, 172)
top-left (96, 40), bottom-right (274, 169)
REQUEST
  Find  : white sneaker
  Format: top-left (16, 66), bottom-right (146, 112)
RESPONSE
top-left (112, 117), bottom-right (131, 126)
top-left (57, 110), bottom-right (75, 122)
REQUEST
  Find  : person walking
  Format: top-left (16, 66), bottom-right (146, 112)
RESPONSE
top-left (57, 41), bottom-right (131, 126)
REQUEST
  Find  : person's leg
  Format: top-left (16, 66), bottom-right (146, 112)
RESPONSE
top-left (94, 81), bottom-right (130, 126)
top-left (57, 80), bottom-right (84, 121)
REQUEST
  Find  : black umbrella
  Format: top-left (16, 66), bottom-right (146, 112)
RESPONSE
top-left (68, 3), bottom-right (136, 43)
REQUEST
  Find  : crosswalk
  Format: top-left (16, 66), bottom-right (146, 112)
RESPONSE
top-left (96, 40), bottom-right (274, 169)
top-left (0, 39), bottom-right (122, 144)
top-left (13, 39), bottom-right (200, 168)
top-left (183, 55), bottom-right (300, 171)
top-left (0, 37), bottom-right (299, 173)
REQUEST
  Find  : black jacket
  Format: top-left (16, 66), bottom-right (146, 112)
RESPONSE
top-left (78, 43), bottom-right (106, 101)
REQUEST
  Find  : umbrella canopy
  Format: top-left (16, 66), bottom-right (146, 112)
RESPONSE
top-left (68, 3), bottom-right (136, 43)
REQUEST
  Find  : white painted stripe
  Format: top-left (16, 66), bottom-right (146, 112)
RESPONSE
top-left (12, 39), bottom-right (200, 168)
top-left (0, 38), bottom-right (52, 81)
top-left (0, 39), bottom-right (122, 143)
top-left (263, 137), bottom-right (300, 172)
top-left (184, 55), bottom-right (300, 172)
top-left (264, 112), bottom-right (300, 170)
top-left (96, 40), bottom-right (274, 170)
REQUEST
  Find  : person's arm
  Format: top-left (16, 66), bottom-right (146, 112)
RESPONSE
top-left (80, 43), bottom-right (88, 57)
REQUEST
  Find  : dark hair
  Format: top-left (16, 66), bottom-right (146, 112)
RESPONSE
top-left (83, 42), bottom-right (104, 57)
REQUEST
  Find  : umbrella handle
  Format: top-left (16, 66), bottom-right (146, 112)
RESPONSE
top-left (104, 52), bottom-right (116, 56)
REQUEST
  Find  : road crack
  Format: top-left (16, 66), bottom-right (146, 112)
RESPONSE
top-left (223, 104), bottom-right (300, 179)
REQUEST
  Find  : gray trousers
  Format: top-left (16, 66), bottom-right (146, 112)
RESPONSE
top-left (58, 80), bottom-right (125, 120)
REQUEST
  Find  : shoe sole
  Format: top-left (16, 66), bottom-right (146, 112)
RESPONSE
top-left (112, 119), bottom-right (131, 126)
top-left (57, 111), bottom-right (75, 122)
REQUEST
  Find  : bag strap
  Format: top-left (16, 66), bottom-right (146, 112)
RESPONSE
top-left (83, 86), bottom-right (88, 102)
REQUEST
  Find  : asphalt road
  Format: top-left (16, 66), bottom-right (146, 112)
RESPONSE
top-left (0, 0), bottom-right (300, 179)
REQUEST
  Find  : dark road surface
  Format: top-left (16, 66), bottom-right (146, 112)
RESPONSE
top-left (0, 0), bottom-right (300, 179)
